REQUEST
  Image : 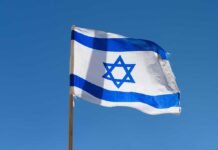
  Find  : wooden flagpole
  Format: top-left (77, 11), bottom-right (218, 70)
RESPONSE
top-left (68, 94), bottom-right (73, 150)
top-left (69, 25), bottom-right (75, 150)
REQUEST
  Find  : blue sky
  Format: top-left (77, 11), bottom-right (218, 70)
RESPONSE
top-left (1, 0), bottom-right (218, 150)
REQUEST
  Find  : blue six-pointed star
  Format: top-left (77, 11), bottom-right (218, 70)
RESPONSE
top-left (102, 56), bottom-right (136, 88)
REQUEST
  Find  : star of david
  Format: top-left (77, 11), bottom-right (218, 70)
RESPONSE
top-left (102, 56), bottom-right (136, 88)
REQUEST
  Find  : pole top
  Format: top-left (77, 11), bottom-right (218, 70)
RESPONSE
top-left (71, 25), bottom-right (76, 30)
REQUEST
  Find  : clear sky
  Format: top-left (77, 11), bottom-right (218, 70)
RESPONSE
top-left (1, 0), bottom-right (218, 150)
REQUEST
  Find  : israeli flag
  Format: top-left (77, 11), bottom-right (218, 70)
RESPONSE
top-left (70, 26), bottom-right (181, 115)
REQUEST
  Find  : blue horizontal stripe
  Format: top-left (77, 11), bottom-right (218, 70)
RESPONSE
top-left (71, 31), bottom-right (168, 59)
top-left (70, 74), bottom-right (180, 109)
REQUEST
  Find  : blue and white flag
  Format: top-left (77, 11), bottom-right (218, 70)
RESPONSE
top-left (70, 26), bottom-right (181, 115)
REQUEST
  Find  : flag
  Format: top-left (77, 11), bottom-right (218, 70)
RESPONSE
top-left (70, 26), bottom-right (181, 115)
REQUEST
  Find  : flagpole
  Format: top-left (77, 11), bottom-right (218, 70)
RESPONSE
top-left (68, 94), bottom-right (73, 150)
top-left (69, 25), bottom-right (75, 150)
